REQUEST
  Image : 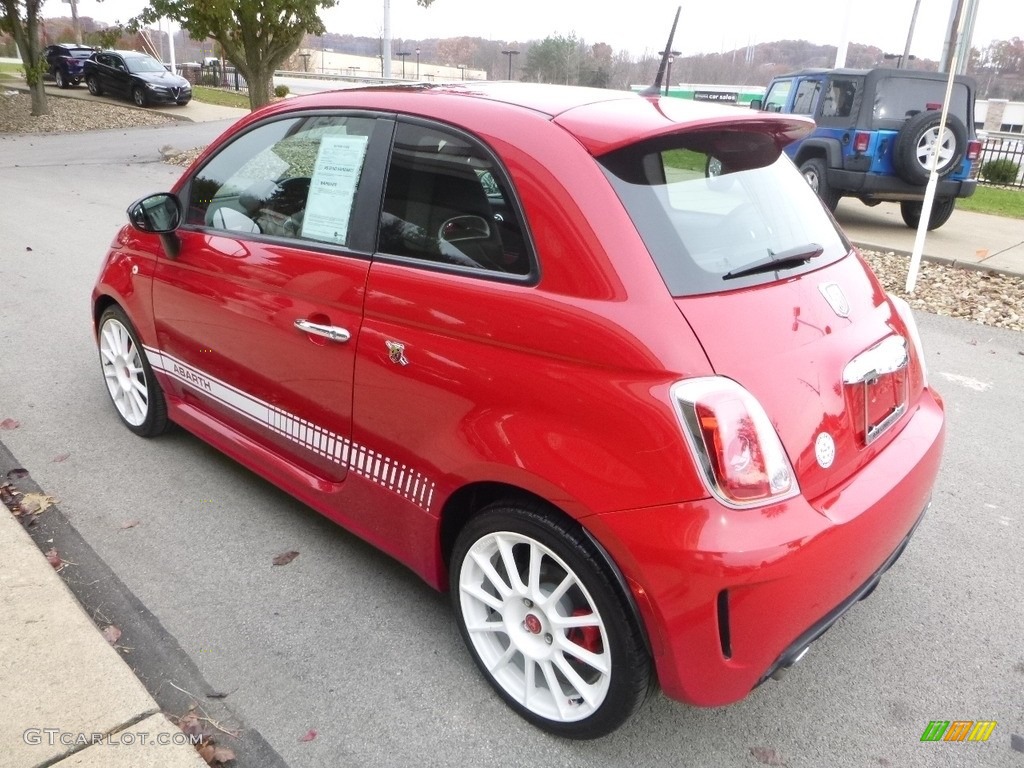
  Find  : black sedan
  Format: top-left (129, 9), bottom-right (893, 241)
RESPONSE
top-left (84, 50), bottom-right (192, 107)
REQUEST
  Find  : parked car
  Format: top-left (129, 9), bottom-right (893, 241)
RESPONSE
top-left (83, 50), bottom-right (191, 107)
top-left (42, 43), bottom-right (96, 88)
top-left (92, 82), bottom-right (944, 738)
top-left (752, 68), bottom-right (982, 229)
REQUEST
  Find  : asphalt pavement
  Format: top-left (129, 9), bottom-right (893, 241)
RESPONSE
top-left (1, 96), bottom-right (1023, 767)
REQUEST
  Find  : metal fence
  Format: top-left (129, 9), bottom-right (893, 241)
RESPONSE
top-left (976, 131), bottom-right (1024, 189)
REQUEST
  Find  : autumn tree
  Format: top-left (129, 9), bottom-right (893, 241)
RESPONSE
top-left (0, 0), bottom-right (47, 115)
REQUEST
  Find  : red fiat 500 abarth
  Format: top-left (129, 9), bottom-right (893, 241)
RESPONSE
top-left (92, 82), bottom-right (944, 739)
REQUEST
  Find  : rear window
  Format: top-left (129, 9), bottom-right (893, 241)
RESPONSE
top-left (599, 130), bottom-right (850, 296)
top-left (873, 78), bottom-right (971, 128)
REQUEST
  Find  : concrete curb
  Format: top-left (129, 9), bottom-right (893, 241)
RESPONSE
top-left (850, 240), bottom-right (1024, 280)
top-left (0, 504), bottom-right (208, 768)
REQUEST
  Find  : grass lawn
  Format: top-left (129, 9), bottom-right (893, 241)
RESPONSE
top-left (191, 86), bottom-right (250, 110)
top-left (958, 184), bottom-right (1024, 219)
top-left (0, 62), bottom-right (24, 78)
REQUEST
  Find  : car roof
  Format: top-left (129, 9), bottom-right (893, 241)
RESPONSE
top-left (267, 82), bottom-right (813, 156)
top-left (775, 67), bottom-right (974, 85)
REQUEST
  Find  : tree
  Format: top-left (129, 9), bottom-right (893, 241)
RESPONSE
top-left (0, 0), bottom-right (48, 115)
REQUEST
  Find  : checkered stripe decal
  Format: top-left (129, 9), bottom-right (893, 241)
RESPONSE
top-left (145, 347), bottom-right (436, 511)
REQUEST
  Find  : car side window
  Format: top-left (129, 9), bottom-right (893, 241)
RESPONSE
top-left (185, 115), bottom-right (377, 248)
top-left (378, 122), bottom-right (531, 275)
top-left (820, 78), bottom-right (858, 118)
top-left (763, 79), bottom-right (791, 113)
top-left (792, 79), bottom-right (821, 115)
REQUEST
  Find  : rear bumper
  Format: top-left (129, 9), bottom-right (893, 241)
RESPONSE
top-left (585, 388), bottom-right (945, 706)
top-left (827, 169), bottom-right (976, 201)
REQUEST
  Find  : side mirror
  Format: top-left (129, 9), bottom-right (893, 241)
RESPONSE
top-left (127, 193), bottom-right (181, 234)
top-left (749, 98), bottom-right (763, 110)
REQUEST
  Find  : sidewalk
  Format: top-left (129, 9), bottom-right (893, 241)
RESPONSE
top-left (0, 508), bottom-right (208, 768)
top-left (836, 198), bottom-right (1024, 277)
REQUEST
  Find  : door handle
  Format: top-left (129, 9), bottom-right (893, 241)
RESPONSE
top-left (294, 319), bottom-right (351, 343)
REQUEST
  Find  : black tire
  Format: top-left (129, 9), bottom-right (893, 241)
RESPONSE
top-left (450, 501), bottom-right (651, 739)
top-left (55, 68), bottom-right (69, 89)
top-left (132, 86), bottom-right (147, 107)
top-left (893, 111), bottom-right (967, 185)
top-left (799, 157), bottom-right (840, 211)
top-left (97, 306), bottom-right (168, 437)
top-left (900, 198), bottom-right (957, 230)
top-left (86, 75), bottom-right (102, 96)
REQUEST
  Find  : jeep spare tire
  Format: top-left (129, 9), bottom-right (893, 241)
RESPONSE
top-left (893, 111), bottom-right (967, 185)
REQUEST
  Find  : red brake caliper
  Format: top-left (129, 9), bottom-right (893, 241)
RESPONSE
top-left (566, 608), bottom-right (603, 653)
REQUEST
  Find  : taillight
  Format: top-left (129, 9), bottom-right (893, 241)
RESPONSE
top-left (672, 378), bottom-right (799, 508)
top-left (966, 140), bottom-right (982, 161)
top-left (888, 293), bottom-right (928, 386)
top-left (853, 132), bottom-right (871, 153)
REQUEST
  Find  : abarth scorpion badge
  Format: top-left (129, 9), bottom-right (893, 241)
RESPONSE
top-left (386, 340), bottom-right (409, 366)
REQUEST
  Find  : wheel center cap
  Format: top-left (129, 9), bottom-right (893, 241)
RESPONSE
top-left (523, 614), bottom-right (542, 635)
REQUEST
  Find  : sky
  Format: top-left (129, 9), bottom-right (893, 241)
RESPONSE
top-left (72, 0), bottom-right (1023, 62)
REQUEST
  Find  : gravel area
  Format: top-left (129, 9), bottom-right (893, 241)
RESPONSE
top-left (861, 249), bottom-right (1023, 332)
top-left (3, 88), bottom-right (1021, 333)
top-left (0, 90), bottom-right (172, 134)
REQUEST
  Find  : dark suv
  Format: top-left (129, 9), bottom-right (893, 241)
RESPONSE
top-left (43, 43), bottom-right (96, 89)
top-left (753, 68), bottom-right (982, 230)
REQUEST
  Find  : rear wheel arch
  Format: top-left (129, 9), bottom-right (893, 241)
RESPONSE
top-left (793, 138), bottom-right (843, 169)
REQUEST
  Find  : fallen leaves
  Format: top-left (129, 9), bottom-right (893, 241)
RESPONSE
top-left (101, 625), bottom-right (122, 645)
top-left (52, 452), bottom-right (71, 463)
top-left (298, 729), bottom-right (317, 742)
top-left (19, 492), bottom-right (57, 515)
top-left (750, 746), bottom-right (788, 766)
top-left (119, 519), bottom-right (141, 530)
top-left (0, 482), bottom-right (55, 519)
top-left (175, 710), bottom-right (237, 766)
top-left (0, 418), bottom-right (21, 430)
top-left (44, 548), bottom-right (63, 569)
top-left (272, 550), bottom-right (300, 566)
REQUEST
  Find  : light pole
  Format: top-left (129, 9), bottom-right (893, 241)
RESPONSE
top-left (396, 51), bottom-right (411, 78)
top-left (415, 47), bottom-right (421, 79)
top-left (501, 49), bottom-right (519, 80)
top-left (658, 50), bottom-right (680, 96)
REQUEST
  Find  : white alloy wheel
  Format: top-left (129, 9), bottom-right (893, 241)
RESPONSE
top-left (914, 125), bottom-right (956, 173)
top-left (97, 306), bottom-right (168, 437)
top-left (459, 529), bottom-right (612, 723)
top-left (100, 317), bottom-right (150, 426)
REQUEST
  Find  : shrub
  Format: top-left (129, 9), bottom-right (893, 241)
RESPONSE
top-left (980, 158), bottom-right (1020, 185)
top-left (199, 74), bottom-right (219, 87)
top-left (274, 85), bottom-right (290, 98)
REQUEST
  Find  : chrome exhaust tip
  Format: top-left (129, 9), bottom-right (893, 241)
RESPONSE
top-left (770, 645), bottom-right (810, 681)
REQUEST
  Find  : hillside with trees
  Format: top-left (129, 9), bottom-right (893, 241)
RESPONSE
top-left (3, 18), bottom-right (1022, 101)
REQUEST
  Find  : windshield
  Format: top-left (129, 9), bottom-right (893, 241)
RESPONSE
top-left (599, 130), bottom-right (850, 296)
top-left (126, 56), bottom-right (166, 74)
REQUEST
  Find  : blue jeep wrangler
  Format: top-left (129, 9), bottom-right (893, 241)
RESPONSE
top-left (753, 68), bottom-right (981, 230)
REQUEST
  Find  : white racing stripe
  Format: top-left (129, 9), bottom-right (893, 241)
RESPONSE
top-left (145, 346), bottom-right (436, 511)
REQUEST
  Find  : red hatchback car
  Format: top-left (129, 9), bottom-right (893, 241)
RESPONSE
top-left (92, 82), bottom-right (944, 738)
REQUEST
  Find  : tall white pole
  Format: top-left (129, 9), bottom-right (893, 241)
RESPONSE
top-left (383, 0), bottom-right (393, 78)
top-left (833, 0), bottom-right (855, 67)
top-left (168, 19), bottom-right (177, 73)
top-left (905, 6), bottom-right (968, 293)
top-left (901, 0), bottom-right (923, 68)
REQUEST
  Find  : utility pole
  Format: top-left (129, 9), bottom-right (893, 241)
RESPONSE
top-left (382, 0), bottom-right (392, 79)
top-left (900, 0), bottom-right (922, 68)
top-left (940, 0), bottom-right (979, 74)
